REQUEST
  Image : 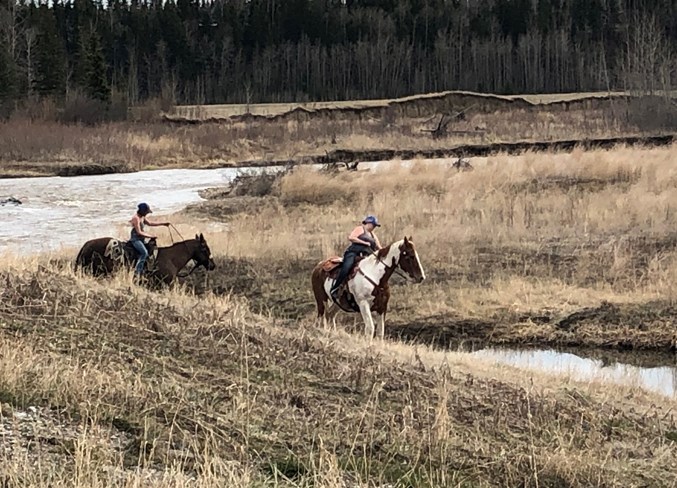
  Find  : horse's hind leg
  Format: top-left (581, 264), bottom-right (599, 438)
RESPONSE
top-left (311, 268), bottom-right (330, 328)
top-left (324, 302), bottom-right (340, 330)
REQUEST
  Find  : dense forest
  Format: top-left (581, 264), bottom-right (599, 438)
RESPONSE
top-left (0, 0), bottom-right (675, 108)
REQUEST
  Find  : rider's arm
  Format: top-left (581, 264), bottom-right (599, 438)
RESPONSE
top-left (132, 216), bottom-right (155, 238)
top-left (374, 233), bottom-right (382, 250)
top-left (145, 218), bottom-right (169, 227)
top-left (348, 226), bottom-right (372, 246)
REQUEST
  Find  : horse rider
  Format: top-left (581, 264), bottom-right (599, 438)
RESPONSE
top-left (130, 202), bottom-right (170, 276)
top-left (330, 215), bottom-right (383, 301)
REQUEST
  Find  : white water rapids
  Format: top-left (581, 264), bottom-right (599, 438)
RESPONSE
top-left (0, 167), bottom-right (252, 255)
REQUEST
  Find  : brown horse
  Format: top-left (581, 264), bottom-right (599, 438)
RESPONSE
top-left (75, 233), bottom-right (216, 286)
top-left (311, 237), bottom-right (425, 339)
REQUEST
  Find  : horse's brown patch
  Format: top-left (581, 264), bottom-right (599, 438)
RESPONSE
top-left (397, 237), bottom-right (424, 282)
top-left (376, 244), bottom-right (392, 262)
top-left (311, 262), bottom-right (329, 318)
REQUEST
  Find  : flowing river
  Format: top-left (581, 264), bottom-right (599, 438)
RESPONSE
top-left (1, 166), bottom-right (676, 399)
top-left (0, 167), bottom-right (262, 254)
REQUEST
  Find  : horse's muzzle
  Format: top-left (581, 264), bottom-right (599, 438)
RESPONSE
top-left (207, 259), bottom-right (216, 271)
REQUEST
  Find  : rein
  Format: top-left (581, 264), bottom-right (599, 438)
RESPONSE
top-left (370, 250), bottom-right (410, 282)
top-left (168, 224), bottom-right (205, 278)
top-left (357, 250), bottom-right (410, 289)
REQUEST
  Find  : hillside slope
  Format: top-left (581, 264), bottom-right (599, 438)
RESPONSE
top-left (0, 263), bottom-right (676, 486)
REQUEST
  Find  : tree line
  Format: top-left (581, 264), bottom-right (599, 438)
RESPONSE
top-left (0, 0), bottom-right (674, 110)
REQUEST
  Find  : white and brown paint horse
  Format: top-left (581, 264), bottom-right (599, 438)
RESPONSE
top-left (311, 237), bottom-right (425, 339)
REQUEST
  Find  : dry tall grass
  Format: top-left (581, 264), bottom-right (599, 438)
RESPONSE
top-left (5, 117), bottom-right (677, 484)
top-left (1, 256), bottom-right (677, 486)
top-left (184, 143), bottom-right (677, 349)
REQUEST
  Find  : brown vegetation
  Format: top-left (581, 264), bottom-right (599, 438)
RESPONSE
top-left (4, 143), bottom-right (677, 485)
top-left (2, 93), bottom-right (675, 178)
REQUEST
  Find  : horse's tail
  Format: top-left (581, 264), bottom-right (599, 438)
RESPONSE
top-left (74, 243), bottom-right (87, 272)
top-left (311, 261), bottom-right (329, 319)
top-left (74, 238), bottom-right (105, 274)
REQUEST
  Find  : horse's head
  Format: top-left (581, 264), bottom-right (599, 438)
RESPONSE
top-left (397, 236), bottom-right (425, 283)
top-left (192, 233), bottom-right (216, 271)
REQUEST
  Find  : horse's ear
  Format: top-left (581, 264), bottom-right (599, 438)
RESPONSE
top-left (195, 234), bottom-right (199, 240)
top-left (199, 233), bottom-right (204, 241)
top-left (403, 236), bottom-right (409, 244)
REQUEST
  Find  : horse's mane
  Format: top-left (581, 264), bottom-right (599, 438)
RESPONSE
top-left (374, 239), bottom-right (404, 260)
top-left (159, 238), bottom-right (198, 250)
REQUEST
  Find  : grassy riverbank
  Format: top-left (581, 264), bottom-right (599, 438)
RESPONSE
top-left (178, 143), bottom-right (677, 352)
top-left (0, 257), bottom-right (676, 486)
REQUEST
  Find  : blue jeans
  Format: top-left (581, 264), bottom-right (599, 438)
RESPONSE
top-left (131, 239), bottom-right (148, 275)
top-left (331, 251), bottom-right (358, 295)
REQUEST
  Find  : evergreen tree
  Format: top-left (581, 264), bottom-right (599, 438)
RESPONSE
top-left (0, 0), bottom-right (674, 106)
top-left (0, 47), bottom-right (17, 108)
top-left (34, 6), bottom-right (67, 98)
top-left (84, 29), bottom-right (110, 102)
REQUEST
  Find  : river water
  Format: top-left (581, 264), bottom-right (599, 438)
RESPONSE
top-left (471, 347), bottom-right (677, 398)
top-left (1, 165), bottom-right (677, 398)
top-left (0, 167), bottom-right (264, 254)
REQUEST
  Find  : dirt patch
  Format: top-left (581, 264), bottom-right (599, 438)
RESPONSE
top-left (56, 162), bottom-right (131, 177)
top-left (232, 133), bottom-right (676, 169)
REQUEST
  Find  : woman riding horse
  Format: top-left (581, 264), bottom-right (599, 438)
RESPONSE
top-left (130, 202), bottom-right (170, 277)
top-left (312, 236), bottom-right (425, 339)
top-left (330, 215), bottom-right (383, 302)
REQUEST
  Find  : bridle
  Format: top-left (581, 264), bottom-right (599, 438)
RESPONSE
top-left (168, 224), bottom-right (213, 278)
top-left (357, 249), bottom-right (412, 288)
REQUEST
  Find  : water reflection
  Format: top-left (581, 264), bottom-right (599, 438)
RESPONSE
top-left (472, 347), bottom-right (677, 398)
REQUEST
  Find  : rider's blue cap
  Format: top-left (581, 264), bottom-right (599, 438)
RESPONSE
top-left (363, 215), bottom-right (380, 227)
top-left (138, 202), bottom-right (152, 214)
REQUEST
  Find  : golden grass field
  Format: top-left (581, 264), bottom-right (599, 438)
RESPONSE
top-left (3, 121), bottom-right (677, 484)
top-left (177, 143), bottom-right (677, 350)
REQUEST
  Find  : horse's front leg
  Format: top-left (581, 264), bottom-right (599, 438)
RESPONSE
top-left (357, 301), bottom-right (375, 339)
top-left (375, 312), bottom-right (386, 340)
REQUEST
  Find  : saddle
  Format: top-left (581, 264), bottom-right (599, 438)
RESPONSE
top-left (319, 256), bottom-right (365, 313)
top-left (105, 239), bottom-right (158, 271)
top-left (320, 255), bottom-right (365, 280)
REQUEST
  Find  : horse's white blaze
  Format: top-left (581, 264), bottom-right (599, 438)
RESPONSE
top-left (414, 249), bottom-right (426, 281)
